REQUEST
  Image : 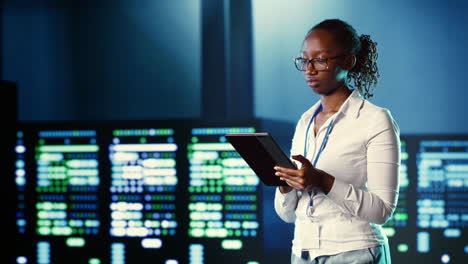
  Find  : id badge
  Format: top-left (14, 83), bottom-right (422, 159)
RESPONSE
top-left (295, 221), bottom-right (320, 249)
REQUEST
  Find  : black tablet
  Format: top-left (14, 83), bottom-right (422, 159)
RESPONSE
top-left (225, 132), bottom-right (296, 186)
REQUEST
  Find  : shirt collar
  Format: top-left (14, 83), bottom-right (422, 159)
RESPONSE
top-left (305, 89), bottom-right (364, 120)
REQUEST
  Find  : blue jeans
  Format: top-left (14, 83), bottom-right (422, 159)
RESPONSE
top-left (291, 244), bottom-right (391, 264)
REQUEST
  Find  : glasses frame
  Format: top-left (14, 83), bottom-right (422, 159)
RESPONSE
top-left (293, 54), bottom-right (347, 72)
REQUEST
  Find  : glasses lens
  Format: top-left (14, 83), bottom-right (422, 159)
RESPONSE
top-left (294, 58), bottom-right (328, 71)
top-left (313, 60), bottom-right (327, 71)
top-left (295, 58), bottom-right (306, 71)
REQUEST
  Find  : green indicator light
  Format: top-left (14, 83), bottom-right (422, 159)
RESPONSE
top-left (192, 137), bottom-right (199, 143)
top-left (66, 237), bottom-right (86, 247)
top-left (248, 127), bottom-right (255, 133)
top-left (140, 137), bottom-right (147, 144)
top-left (190, 228), bottom-right (204, 237)
top-left (160, 129), bottom-right (173, 135)
top-left (235, 230), bottom-right (241, 236)
top-left (38, 220), bottom-right (51, 226)
top-left (382, 227), bottom-right (395, 237)
top-left (89, 258), bottom-right (101, 264)
top-left (397, 243), bottom-right (409, 252)
top-left (395, 213), bottom-right (408, 221)
top-left (37, 145), bottom-right (99, 153)
top-left (221, 239), bottom-right (243, 250)
top-left (401, 152), bottom-right (408, 160)
top-left (39, 139), bottom-right (45, 145)
top-left (401, 141), bottom-right (406, 147)
top-left (37, 227), bottom-right (51, 235)
top-left (192, 143), bottom-right (234, 151)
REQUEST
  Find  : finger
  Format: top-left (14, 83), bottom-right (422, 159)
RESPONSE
top-left (274, 166), bottom-right (300, 176)
top-left (284, 178), bottom-right (304, 190)
top-left (291, 155), bottom-right (312, 168)
top-left (276, 171), bottom-right (303, 185)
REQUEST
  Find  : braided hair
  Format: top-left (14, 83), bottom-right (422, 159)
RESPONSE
top-left (308, 19), bottom-right (380, 99)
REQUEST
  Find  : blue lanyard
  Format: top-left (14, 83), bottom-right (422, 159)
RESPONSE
top-left (303, 105), bottom-right (335, 162)
top-left (304, 104), bottom-right (335, 207)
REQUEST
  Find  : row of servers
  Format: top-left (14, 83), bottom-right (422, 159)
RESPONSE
top-left (10, 121), bottom-right (468, 263)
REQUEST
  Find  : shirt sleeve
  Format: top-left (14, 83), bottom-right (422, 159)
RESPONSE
top-left (274, 187), bottom-right (298, 223)
top-left (327, 108), bottom-right (400, 225)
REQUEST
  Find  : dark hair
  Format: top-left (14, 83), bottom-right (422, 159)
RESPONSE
top-left (307, 19), bottom-right (379, 99)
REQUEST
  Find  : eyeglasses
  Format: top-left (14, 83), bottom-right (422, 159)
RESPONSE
top-left (293, 55), bottom-right (346, 71)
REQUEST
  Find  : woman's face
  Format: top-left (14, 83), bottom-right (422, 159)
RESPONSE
top-left (301, 29), bottom-right (350, 95)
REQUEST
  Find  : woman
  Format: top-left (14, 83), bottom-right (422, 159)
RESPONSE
top-left (273, 19), bottom-right (400, 264)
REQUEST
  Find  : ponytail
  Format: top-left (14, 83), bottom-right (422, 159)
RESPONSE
top-left (348, 34), bottom-right (380, 99)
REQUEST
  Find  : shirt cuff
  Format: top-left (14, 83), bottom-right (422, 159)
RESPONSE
top-left (326, 178), bottom-right (350, 202)
top-left (275, 187), bottom-right (297, 207)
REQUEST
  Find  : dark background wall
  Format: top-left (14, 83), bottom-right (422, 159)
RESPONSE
top-left (3, 0), bottom-right (201, 120)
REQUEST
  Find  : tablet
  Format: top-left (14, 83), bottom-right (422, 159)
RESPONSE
top-left (225, 132), bottom-right (296, 186)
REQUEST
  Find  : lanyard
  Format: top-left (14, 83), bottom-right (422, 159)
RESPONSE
top-left (303, 104), bottom-right (335, 208)
top-left (303, 105), bottom-right (335, 163)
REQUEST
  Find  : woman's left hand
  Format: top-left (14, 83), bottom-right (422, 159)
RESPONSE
top-left (274, 154), bottom-right (335, 193)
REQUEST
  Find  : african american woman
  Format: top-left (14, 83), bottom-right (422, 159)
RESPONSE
top-left (274, 19), bottom-right (400, 264)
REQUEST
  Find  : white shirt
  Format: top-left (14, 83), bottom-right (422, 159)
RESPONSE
top-left (274, 89), bottom-right (400, 259)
